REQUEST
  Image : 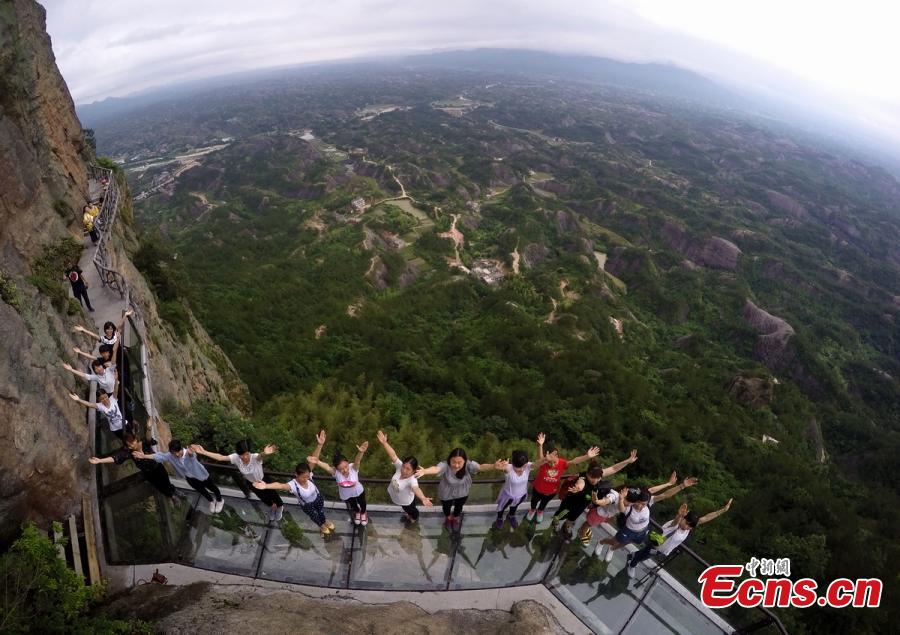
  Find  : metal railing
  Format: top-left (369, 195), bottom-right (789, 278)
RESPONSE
top-left (642, 518), bottom-right (788, 635)
top-left (88, 165), bottom-right (128, 298)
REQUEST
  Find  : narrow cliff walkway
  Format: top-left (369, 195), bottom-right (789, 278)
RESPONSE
top-left (72, 177), bottom-right (129, 332)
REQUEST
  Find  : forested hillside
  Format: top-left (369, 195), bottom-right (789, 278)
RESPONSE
top-left (98, 65), bottom-right (898, 633)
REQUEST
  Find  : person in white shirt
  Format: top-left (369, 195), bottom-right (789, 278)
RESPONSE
top-left (626, 499), bottom-right (732, 578)
top-left (376, 430), bottom-right (433, 523)
top-left (73, 309), bottom-right (132, 351)
top-left (594, 476), bottom-right (698, 562)
top-left (68, 389), bottom-right (129, 439)
top-left (254, 458), bottom-right (337, 536)
top-left (583, 471), bottom-right (676, 548)
top-left (494, 450), bottom-right (532, 530)
top-left (192, 440), bottom-right (284, 523)
top-left (61, 358), bottom-right (118, 395)
top-left (308, 431), bottom-right (370, 526)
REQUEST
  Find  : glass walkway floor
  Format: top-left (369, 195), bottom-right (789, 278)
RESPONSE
top-left (99, 482), bottom-right (734, 634)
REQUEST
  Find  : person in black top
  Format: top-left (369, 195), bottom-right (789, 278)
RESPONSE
top-left (65, 264), bottom-right (93, 312)
top-left (551, 464), bottom-right (609, 540)
top-left (89, 433), bottom-right (180, 504)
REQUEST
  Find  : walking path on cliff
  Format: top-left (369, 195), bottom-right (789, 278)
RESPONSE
top-left (73, 178), bottom-right (129, 334)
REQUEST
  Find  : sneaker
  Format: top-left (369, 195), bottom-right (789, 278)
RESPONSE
top-left (494, 518), bottom-right (504, 530)
top-left (594, 543), bottom-right (606, 558)
top-left (275, 506), bottom-right (284, 522)
top-left (604, 546), bottom-right (614, 562)
top-left (354, 512), bottom-right (362, 525)
top-left (325, 520), bottom-right (335, 531)
top-left (525, 510), bottom-right (536, 522)
top-left (536, 511), bottom-right (544, 523)
top-left (509, 515), bottom-right (519, 529)
top-left (580, 527), bottom-right (593, 546)
top-left (360, 512), bottom-right (368, 526)
top-left (627, 560), bottom-right (636, 578)
top-left (215, 499), bottom-right (225, 513)
top-left (267, 508), bottom-right (276, 524)
top-left (207, 499), bottom-right (216, 513)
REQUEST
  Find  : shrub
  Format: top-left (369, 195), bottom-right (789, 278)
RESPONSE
top-left (0, 522), bottom-right (146, 633)
top-left (67, 298), bottom-right (83, 316)
top-left (95, 157), bottom-right (121, 174)
top-left (53, 199), bottom-right (71, 219)
top-left (28, 237), bottom-right (83, 312)
top-left (0, 270), bottom-right (22, 310)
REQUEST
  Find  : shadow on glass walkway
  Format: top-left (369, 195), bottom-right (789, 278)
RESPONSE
top-left (98, 470), bottom-right (769, 635)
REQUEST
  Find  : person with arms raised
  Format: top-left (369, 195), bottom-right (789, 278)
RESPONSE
top-left (192, 440), bottom-right (284, 523)
top-left (61, 358), bottom-right (117, 395)
top-left (493, 449), bottom-right (533, 529)
top-left (626, 499), bottom-right (733, 578)
top-left (68, 388), bottom-right (129, 439)
top-left (544, 447), bottom-right (638, 542)
top-left (134, 438), bottom-right (224, 514)
top-left (416, 448), bottom-right (505, 532)
top-left (594, 476), bottom-right (699, 561)
top-left (89, 433), bottom-right (180, 505)
top-left (526, 433), bottom-right (611, 524)
top-left (254, 450), bottom-right (337, 536)
top-left (308, 432), bottom-right (370, 526)
top-left (376, 430), bottom-right (433, 524)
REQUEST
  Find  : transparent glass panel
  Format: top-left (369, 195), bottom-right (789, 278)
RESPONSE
top-left (621, 606), bottom-right (680, 635)
top-left (349, 511), bottom-right (453, 590)
top-left (448, 512), bottom-right (563, 588)
top-left (101, 481), bottom-right (197, 564)
top-left (640, 578), bottom-right (727, 635)
top-left (178, 497), bottom-right (268, 575)
top-left (259, 508), bottom-right (352, 587)
top-left (545, 526), bottom-right (645, 634)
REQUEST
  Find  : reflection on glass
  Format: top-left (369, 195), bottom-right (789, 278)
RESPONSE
top-left (101, 482), bottom-right (196, 564)
top-left (640, 577), bottom-right (726, 635)
top-left (179, 497), bottom-right (266, 575)
top-left (449, 513), bottom-right (560, 588)
top-left (259, 510), bottom-right (352, 587)
top-left (547, 538), bottom-right (644, 634)
top-left (350, 512), bottom-right (453, 590)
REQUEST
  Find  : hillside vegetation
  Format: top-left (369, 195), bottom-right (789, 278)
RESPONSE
top-left (105, 67), bottom-right (899, 633)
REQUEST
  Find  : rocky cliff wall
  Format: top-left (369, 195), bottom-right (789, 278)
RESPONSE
top-left (0, 0), bottom-right (247, 546)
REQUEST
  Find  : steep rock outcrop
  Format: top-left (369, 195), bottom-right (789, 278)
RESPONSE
top-left (0, 0), bottom-right (94, 546)
top-left (726, 374), bottom-right (774, 409)
top-left (521, 243), bottom-right (550, 268)
top-left (741, 299), bottom-right (795, 371)
top-left (661, 220), bottom-right (741, 270)
top-left (0, 0), bottom-right (248, 545)
top-left (101, 583), bottom-right (566, 634)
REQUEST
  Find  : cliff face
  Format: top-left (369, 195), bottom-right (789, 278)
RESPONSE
top-left (0, 0), bottom-right (247, 546)
top-left (0, 0), bottom-right (94, 547)
top-left (110, 194), bottom-right (251, 414)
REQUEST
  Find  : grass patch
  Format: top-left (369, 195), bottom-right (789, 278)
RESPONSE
top-left (0, 270), bottom-right (22, 311)
top-left (27, 237), bottom-right (82, 311)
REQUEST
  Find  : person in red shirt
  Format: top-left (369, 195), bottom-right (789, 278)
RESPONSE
top-left (525, 432), bottom-right (601, 523)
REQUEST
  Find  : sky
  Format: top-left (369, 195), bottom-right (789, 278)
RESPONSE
top-left (41, 0), bottom-right (900, 147)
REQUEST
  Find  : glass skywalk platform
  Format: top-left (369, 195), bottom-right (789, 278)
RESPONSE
top-left (97, 478), bottom-right (751, 634)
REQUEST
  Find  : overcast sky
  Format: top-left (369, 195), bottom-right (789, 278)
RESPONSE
top-left (41, 0), bottom-right (900, 145)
